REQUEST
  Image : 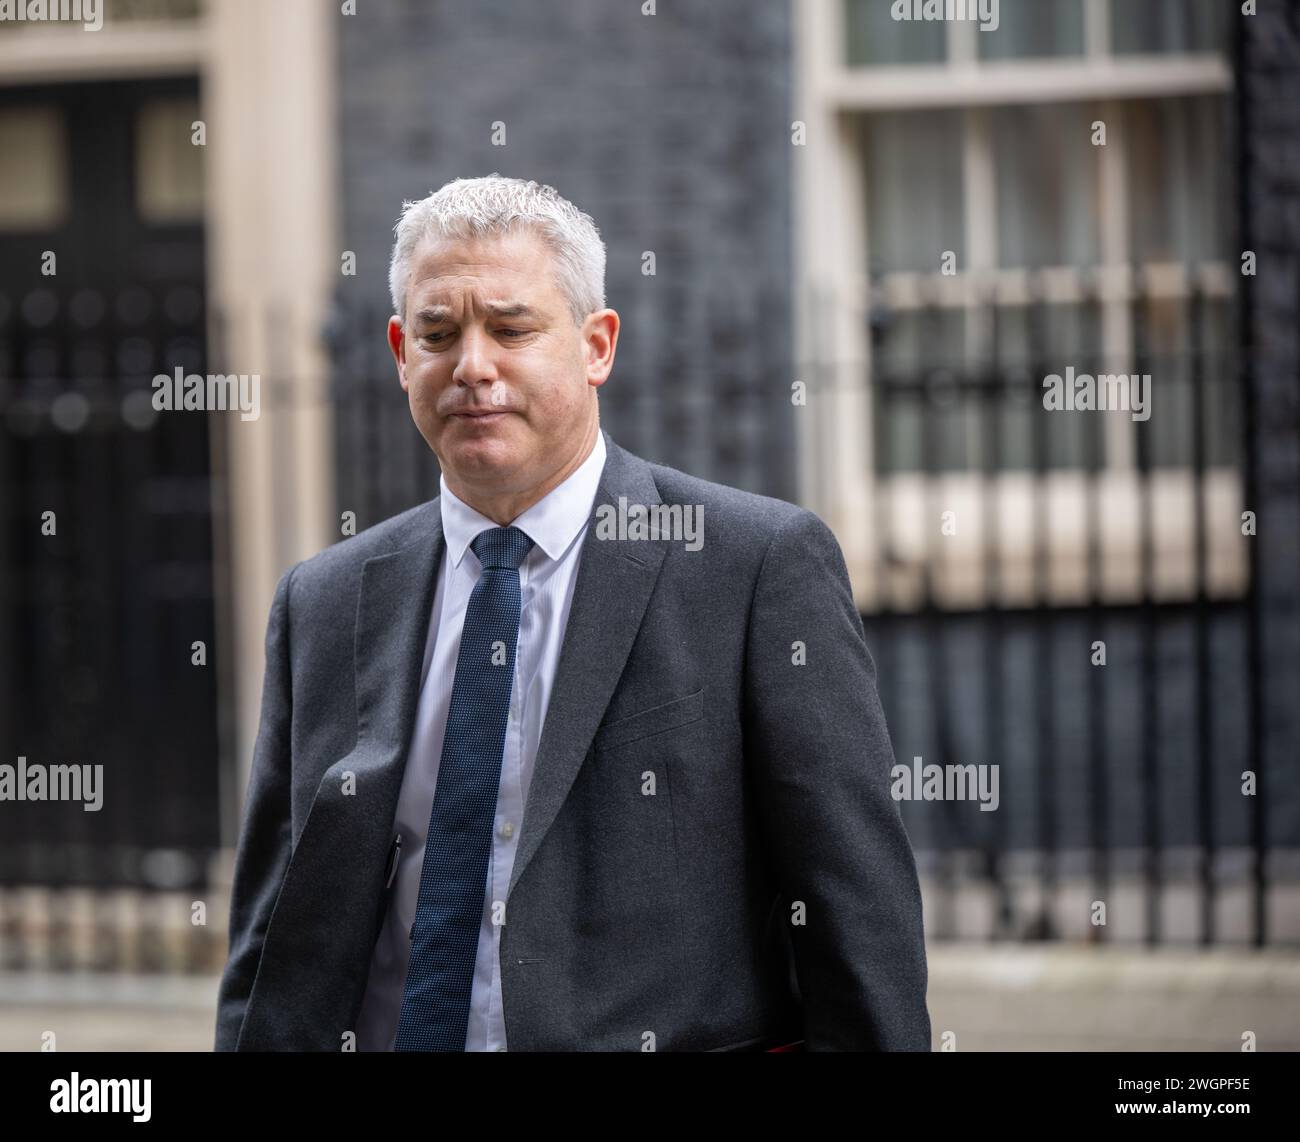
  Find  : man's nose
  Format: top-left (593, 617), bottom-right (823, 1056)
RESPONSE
top-left (451, 325), bottom-right (498, 386)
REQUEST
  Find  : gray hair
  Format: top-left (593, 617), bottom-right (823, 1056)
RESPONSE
top-left (388, 174), bottom-right (606, 328)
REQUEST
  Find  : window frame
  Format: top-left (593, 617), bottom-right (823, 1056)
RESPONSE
top-left (793, 0), bottom-right (1240, 612)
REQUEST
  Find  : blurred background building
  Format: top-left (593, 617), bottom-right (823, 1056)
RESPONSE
top-left (1, 0), bottom-right (1298, 1049)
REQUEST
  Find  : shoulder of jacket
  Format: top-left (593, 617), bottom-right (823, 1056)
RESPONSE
top-left (643, 460), bottom-right (811, 540)
top-left (279, 498), bottom-right (439, 599)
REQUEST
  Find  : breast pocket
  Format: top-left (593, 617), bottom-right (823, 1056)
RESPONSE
top-left (593, 688), bottom-right (704, 754)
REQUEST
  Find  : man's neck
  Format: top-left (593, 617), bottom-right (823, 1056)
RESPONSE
top-left (447, 419), bottom-right (600, 526)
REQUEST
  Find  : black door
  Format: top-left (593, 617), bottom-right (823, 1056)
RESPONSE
top-left (0, 77), bottom-right (219, 963)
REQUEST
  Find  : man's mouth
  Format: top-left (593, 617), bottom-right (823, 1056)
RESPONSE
top-left (451, 409), bottom-right (510, 422)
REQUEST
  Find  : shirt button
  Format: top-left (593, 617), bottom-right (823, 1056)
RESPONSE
top-left (499, 821), bottom-right (515, 839)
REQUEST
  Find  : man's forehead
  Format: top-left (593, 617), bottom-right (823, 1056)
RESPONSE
top-left (408, 231), bottom-right (555, 304)
top-left (410, 227), bottom-right (548, 273)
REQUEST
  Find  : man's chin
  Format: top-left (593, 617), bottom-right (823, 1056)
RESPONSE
top-left (442, 426), bottom-right (521, 469)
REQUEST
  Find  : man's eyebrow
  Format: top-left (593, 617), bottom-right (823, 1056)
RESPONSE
top-left (485, 301), bottom-right (543, 319)
top-left (412, 305), bottom-right (453, 324)
top-left (411, 302), bottom-right (543, 324)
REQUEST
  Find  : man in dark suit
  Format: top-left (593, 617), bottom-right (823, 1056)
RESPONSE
top-left (215, 175), bottom-right (930, 1052)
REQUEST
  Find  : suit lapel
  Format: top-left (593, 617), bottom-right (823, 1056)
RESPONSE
top-left (240, 504), bottom-right (444, 1047)
top-left (506, 430), bottom-right (668, 901)
top-left (353, 511), bottom-right (446, 804)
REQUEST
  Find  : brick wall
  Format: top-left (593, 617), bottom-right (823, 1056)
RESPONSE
top-left (332, 0), bottom-right (796, 523)
top-left (1238, 0), bottom-right (1300, 852)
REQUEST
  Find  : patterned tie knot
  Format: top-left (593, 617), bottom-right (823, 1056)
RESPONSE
top-left (471, 525), bottom-right (534, 571)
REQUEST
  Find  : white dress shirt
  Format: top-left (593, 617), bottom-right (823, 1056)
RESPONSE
top-left (354, 429), bottom-right (606, 1051)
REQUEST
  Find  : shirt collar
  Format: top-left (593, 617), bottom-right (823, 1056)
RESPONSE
top-left (439, 429), bottom-right (607, 570)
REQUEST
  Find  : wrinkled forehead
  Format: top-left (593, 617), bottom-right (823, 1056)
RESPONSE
top-left (406, 226), bottom-right (560, 311)
top-left (410, 225), bottom-right (550, 280)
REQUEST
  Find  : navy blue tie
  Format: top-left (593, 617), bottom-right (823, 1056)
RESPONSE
top-left (394, 524), bottom-right (534, 1051)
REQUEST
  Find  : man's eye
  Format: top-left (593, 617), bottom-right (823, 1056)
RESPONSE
top-left (499, 328), bottom-right (527, 338)
top-left (422, 332), bottom-right (448, 344)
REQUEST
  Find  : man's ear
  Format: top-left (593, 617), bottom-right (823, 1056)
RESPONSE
top-left (582, 308), bottom-right (619, 389)
top-left (387, 316), bottom-right (408, 391)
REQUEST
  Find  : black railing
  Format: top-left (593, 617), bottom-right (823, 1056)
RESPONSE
top-left (0, 263), bottom-right (1290, 973)
top-left (851, 267), bottom-right (1278, 946)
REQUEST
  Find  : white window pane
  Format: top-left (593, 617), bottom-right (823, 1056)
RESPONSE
top-left (993, 103), bottom-right (1100, 268)
top-left (978, 0), bottom-right (1084, 60)
top-left (1111, 0), bottom-right (1228, 55)
top-left (862, 111), bottom-right (965, 275)
top-left (845, 0), bottom-right (946, 66)
top-left (0, 106), bottom-right (67, 231)
top-left (135, 98), bottom-right (204, 223)
top-left (1127, 96), bottom-right (1229, 265)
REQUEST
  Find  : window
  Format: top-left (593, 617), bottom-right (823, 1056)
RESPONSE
top-left (991, 102), bottom-right (1099, 270)
top-left (794, 0), bottom-right (1241, 608)
top-left (0, 106), bottom-right (67, 230)
top-left (135, 98), bottom-right (205, 223)
top-left (845, 0), bottom-right (945, 66)
top-left (862, 111), bottom-right (965, 274)
top-left (979, 0), bottom-right (1084, 61)
top-left (1110, 0), bottom-right (1227, 55)
top-left (1126, 95), bottom-right (1229, 265)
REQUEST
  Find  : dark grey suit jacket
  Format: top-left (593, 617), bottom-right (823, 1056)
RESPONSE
top-left (214, 428), bottom-right (930, 1051)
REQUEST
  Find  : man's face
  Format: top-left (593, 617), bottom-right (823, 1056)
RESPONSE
top-left (388, 227), bottom-right (613, 508)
